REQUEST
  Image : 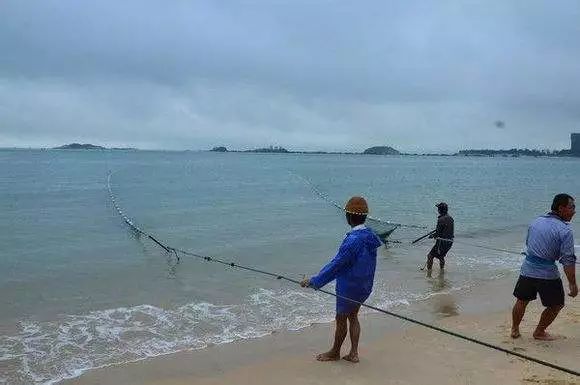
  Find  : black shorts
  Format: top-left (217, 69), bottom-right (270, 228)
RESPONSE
top-left (429, 240), bottom-right (452, 259)
top-left (513, 275), bottom-right (565, 307)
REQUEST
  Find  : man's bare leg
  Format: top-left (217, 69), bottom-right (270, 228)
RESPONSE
top-left (316, 313), bottom-right (347, 361)
top-left (511, 299), bottom-right (528, 338)
top-left (343, 306), bottom-right (361, 363)
top-left (426, 254), bottom-right (435, 273)
top-left (533, 305), bottom-right (563, 340)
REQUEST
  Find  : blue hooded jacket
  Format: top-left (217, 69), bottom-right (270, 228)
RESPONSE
top-left (310, 226), bottom-right (382, 313)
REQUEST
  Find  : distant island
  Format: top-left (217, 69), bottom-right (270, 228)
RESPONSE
top-left (210, 146), bottom-right (228, 152)
top-left (211, 145), bottom-right (289, 153)
top-left (457, 148), bottom-right (572, 157)
top-left (209, 144), bottom-right (579, 158)
top-left (209, 145), bottom-right (401, 155)
top-left (54, 143), bottom-right (136, 150)
top-left (245, 146), bottom-right (289, 153)
top-left (362, 146), bottom-right (400, 155)
top-left (55, 143), bottom-right (106, 150)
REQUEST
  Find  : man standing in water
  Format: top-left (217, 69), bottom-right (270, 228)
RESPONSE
top-left (300, 196), bottom-right (381, 363)
top-left (425, 202), bottom-right (454, 273)
top-left (511, 193), bottom-right (577, 340)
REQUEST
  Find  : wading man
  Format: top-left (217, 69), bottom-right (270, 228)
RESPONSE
top-left (426, 202), bottom-right (454, 273)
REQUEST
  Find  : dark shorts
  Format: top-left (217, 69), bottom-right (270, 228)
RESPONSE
top-left (336, 293), bottom-right (369, 315)
top-left (429, 240), bottom-right (453, 259)
top-left (513, 275), bottom-right (565, 307)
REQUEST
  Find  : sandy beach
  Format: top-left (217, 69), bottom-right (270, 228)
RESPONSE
top-left (65, 273), bottom-right (580, 385)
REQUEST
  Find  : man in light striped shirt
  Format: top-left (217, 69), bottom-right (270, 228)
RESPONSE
top-left (511, 194), bottom-right (577, 340)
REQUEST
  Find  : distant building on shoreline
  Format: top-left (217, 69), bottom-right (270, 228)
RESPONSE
top-left (572, 133), bottom-right (580, 156)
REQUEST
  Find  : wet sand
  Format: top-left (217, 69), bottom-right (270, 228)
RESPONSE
top-left (66, 272), bottom-right (580, 385)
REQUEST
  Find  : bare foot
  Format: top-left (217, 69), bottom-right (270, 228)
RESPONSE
top-left (342, 352), bottom-right (359, 363)
top-left (316, 351), bottom-right (340, 361)
top-left (533, 331), bottom-right (559, 341)
top-left (510, 328), bottom-right (521, 339)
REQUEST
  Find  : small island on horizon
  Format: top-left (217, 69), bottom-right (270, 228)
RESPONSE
top-left (210, 145), bottom-right (401, 155)
top-left (54, 143), bottom-right (136, 150)
top-left (362, 146), bottom-right (400, 155)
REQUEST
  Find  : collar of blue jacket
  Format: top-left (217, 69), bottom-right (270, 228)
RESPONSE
top-left (348, 224), bottom-right (367, 233)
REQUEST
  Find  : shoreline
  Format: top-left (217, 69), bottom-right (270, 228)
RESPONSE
top-left (64, 270), bottom-right (579, 385)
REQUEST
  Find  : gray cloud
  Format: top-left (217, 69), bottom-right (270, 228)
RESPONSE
top-left (1, 1), bottom-right (579, 151)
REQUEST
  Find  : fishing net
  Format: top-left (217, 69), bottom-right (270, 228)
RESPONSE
top-left (366, 218), bottom-right (399, 244)
top-left (295, 174), bottom-right (425, 244)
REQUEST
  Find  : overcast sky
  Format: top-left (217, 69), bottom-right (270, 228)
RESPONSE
top-left (1, 1), bottom-right (579, 152)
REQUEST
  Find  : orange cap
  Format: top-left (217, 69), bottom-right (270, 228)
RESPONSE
top-left (344, 196), bottom-right (369, 215)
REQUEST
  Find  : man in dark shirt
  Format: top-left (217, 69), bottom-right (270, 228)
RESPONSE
top-left (426, 202), bottom-right (454, 273)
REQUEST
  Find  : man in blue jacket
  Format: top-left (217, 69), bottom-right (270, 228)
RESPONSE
top-left (301, 196), bottom-right (382, 363)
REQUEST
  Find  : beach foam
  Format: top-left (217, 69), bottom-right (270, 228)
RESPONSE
top-left (0, 275), bottom-right (492, 385)
top-left (1, 282), bottom-right (442, 385)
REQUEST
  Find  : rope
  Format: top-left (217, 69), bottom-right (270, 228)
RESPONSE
top-left (170, 249), bottom-right (579, 376)
top-left (395, 234), bottom-right (579, 264)
top-left (437, 237), bottom-right (525, 256)
top-left (292, 173), bottom-right (427, 230)
top-left (169, 251), bottom-right (580, 377)
top-left (107, 172), bottom-right (579, 377)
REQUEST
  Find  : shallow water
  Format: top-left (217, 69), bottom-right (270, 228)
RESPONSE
top-left (1, 149), bottom-right (578, 384)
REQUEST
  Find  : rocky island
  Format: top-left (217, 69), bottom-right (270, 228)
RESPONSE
top-left (54, 143), bottom-right (106, 150)
top-left (362, 146), bottom-right (400, 155)
top-left (54, 143), bottom-right (136, 150)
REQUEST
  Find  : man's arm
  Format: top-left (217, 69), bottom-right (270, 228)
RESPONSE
top-left (559, 229), bottom-right (577, 297)
top-left (301, 237), bottom-right (356, 289)
top-left (423, 229), bottom-right (436, 240)
top-left (563, 265), bottom-right (577, 297)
